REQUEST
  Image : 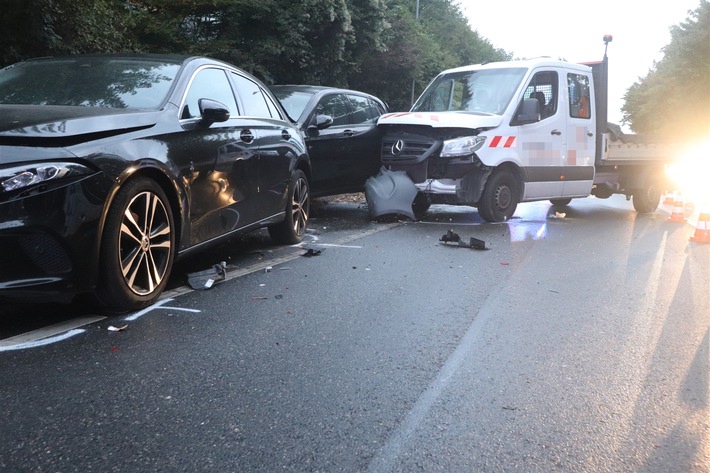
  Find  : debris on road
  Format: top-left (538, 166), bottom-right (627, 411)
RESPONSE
top-left (187, 261), bottom-right (227, 290)
top-left (439, 229), bottom-right (488, 250)
top-left (107, 325), bottom-right (128, 332)
top-left (301, 248), bottom-right (324, 257)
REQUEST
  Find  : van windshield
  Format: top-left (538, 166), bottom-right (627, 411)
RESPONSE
top-left (412, 67), bottom-right (526, 115)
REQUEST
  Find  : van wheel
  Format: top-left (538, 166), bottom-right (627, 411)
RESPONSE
top-left (633, 182), bottom-right (662, 213)
top-left (269, 170), bottom-right (310, 244)
top-left (478, 170), bottom-right (519, 222)
top-left (96, 177), bottom-right (175, 313)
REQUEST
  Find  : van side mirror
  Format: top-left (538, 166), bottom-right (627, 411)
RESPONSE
top-left (515, 98), bottom-right (541, 124)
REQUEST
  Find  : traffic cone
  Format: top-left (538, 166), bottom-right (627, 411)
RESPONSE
top-left (663, 191), bottom-right (675, 205)
top-left (690, 211), bottom-right (710, 243)
top-left (667, 192), bottom-right (687, 223)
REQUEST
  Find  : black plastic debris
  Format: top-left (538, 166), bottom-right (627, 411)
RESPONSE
top-left (187, 261), bottom-right (227, 290)
top-left (301, 248), bottom-right (324, 257)
top-left (439, 230), bottom-right (488, 250)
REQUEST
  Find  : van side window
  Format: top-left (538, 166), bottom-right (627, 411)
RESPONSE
top-left (568, 73), bottom-right (591, 119)
top-left (522, 71), bottom-right (558, 120)
top-left (181, 68), bottom-right (238, 120)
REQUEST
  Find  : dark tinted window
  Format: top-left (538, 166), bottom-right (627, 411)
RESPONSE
top-left (182, 68), bottom-right (238, 119)
top-left (0, 57), bottom-right (181, 108)
top-left (315, 94), bottom-right (351, 126)
top-left (231, 73), bottom-right (272, 118)
top-left (347, 94), bottom-right (382, 124)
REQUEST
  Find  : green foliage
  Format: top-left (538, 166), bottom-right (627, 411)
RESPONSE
top-left (0, 0), bottom-right (509, 112)
top-left (622, 0), bottom-right (710, 140)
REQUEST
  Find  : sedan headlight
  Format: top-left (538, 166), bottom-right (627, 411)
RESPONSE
top-left (440, 136), bottom-right (487, 158)
top-left (0, 162), bottom-right (91, 193)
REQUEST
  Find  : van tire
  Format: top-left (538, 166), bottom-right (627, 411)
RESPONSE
top-left (478, 170), bottom-right (519, 222)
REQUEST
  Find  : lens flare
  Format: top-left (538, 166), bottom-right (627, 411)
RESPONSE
top-left (666, 138), bottom-right (710, 211)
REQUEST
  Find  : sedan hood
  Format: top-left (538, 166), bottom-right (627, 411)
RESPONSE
top-left (0, 105), bottom-right (160, 146)
top-left (378, 111), bottom-right (503, 129)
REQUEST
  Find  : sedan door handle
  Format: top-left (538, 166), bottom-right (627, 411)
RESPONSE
top-left (240, 129), bottom-right (254, 143)
top-left (281, 130), bottom-right (291, 140)
top-left (587, 131), bottom-right (594, 137)
top-left (551, 129), bottom-right (562, 136)
top-left (343, 129), bottom-right (354, 137)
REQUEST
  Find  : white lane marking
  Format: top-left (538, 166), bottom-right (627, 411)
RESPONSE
top-left (307, 243), bottom-right (362, 249)
top-left (0, 329), bottom-right (86, 352)
top-left (367, 279), bottom-right (506, 473)
top-left (123, 298), bottom-right (201, 321)
top-left (0, 316), bottom-right (105, 348)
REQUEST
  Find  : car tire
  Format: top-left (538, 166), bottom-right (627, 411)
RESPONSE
top-left (478, 170), bottom-right (519, 222)
top-left (95, 177), bottom-right (175, 313)
top-left (268, 170), bottom-right (310, 244)
top-left (550, 198), bottom-right (572, 207)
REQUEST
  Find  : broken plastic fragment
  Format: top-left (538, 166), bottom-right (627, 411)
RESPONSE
top-left (364, 167), bottom-right (418, 220)
top-left (187, 261), bottom-right (227, 290)
top-left (108, 325), bottom-right (128, 332)
top-left (439, 230), bottom-right (488, 250)
top-left (301, 248), bottom-right (323, 257)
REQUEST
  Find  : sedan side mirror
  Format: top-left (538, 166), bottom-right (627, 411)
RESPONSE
top-left (199, 98), bottom-right (230, 125)
top-left (308, 114), bottom-right (334, 131)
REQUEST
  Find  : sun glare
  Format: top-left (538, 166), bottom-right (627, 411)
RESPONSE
top-left (666, 138), bottom-right (710, 211)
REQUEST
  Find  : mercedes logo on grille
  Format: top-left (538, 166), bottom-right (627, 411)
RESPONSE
top-left (391, 139), bottom-right (405, 155)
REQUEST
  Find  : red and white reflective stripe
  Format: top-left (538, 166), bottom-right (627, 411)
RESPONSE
top-left (381, 112), bottom-right (440, 122)
top-left (488, 136), bottom-right (516, 148)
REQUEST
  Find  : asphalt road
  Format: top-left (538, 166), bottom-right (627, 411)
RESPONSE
top-left (1, 195), bottom-right (709, 472)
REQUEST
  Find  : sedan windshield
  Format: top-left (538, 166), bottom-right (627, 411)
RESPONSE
top-left (412, 67), bottom-right (527, 115)
top-left (271, 89), bottom-right (314, 123)
top-left (0, 57), bottom-right (182, 109)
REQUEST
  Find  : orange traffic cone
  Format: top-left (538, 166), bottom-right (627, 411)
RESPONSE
top-left (663, 191), bottom-right (675, 205)
top-left (668, 192), bottom-right (687, 223)
top-left (690, 212), bottom-right (710, 243)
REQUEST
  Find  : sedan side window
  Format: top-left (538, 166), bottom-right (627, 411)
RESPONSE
top-left (181, 68), bottom-right (238, 120)
top-left (231, 73), bottom-right (273, 118)
top-left (315, 94), bottom-right (351, 126)
top-left (346, 95), bottom-right (382, 125)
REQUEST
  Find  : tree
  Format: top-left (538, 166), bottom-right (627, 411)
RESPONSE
top-left (0, 0), bottom-right (134, 67)
top-left (622, 0), bottom-right (710, 140)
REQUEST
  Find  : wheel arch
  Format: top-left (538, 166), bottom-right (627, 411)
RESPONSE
top-left (98, 162), bottom-right (185, 261)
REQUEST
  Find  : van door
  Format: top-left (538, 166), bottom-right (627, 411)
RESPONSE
top-left (516, 69), bottom-right (566, 200)
top-left (562, 71), bottom-right (595, 196)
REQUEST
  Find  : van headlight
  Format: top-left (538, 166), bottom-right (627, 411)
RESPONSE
top-left (440, 136), bottom-right (486, 157)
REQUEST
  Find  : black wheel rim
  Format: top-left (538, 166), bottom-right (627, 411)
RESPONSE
top-left (291, 177), bottom-right (309, 237)
top-left (496, 184), bottom-right (512, 210)
top-left (119, 190), bottom-right (172, 296)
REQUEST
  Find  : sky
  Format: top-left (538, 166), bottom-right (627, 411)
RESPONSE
top-left (458, 0), bottom-right (702, 130)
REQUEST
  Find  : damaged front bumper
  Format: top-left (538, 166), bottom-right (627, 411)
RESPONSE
top-left (364, 167), bottom-right (418, 220)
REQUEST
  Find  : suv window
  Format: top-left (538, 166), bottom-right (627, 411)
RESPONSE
top-left (347, 94), bottom-right (382, 124)
top-left (231, 73), bottom-right (273, 118)
top-left (182, 68), bottom-right (238, 119)
top-left (315, 94), bottom-right (351, 126)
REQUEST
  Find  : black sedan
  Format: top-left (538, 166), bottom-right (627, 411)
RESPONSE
top-left (0, 54), bottom-right (311, 312)
top-left (270, 85), bottom-right (387, 197)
